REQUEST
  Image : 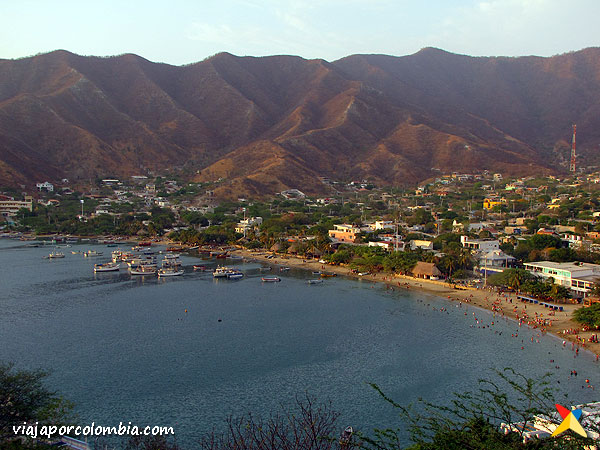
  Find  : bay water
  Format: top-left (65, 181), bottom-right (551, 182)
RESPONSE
top-left (1, 239), bottom-right (598, 447)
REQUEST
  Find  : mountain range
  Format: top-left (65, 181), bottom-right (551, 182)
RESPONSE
top-left (1, 47), bottom-right (600, 197)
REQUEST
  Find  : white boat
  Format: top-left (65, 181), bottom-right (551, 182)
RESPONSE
top-left (158, 267), bottom-right (184, 277)
top-left (94, 262), bottom-right (120, 272)
top-left (262, 276), bottom-right (281, 282)
top-left (130, 265), bottom-right (157, 275)
top-left (227, 271), bottom-right (244, 280)
top-left (213, 266), bottom-right (233, 278)
top-left (84, 250), bottom-right (103, 257)
top-left (46, 251), bottom-right (65, 259)
top-left (308, 279), bottom-right (323, 284)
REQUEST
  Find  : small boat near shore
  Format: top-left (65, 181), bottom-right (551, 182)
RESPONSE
top-left (193, 265), bottom-right (207, 271)
top-left (320, 273), bottom-right (337, 278)
top-left (308, 279), bottom-right (323, 284)
top-left (227, 270), bottom-right (244, 280)
top-left (262, 276), bottom-right (281, 282)
top-left (84, 250), bottom-right (103, 257)
top-left (213, 266), bottom-right (233, 278)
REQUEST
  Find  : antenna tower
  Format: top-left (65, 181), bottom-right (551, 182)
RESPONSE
top-left (570, 124), bottom-right (577, 173)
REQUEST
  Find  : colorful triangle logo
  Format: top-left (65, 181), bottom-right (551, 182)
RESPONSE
top-left (551, 404), bottom-right (587, 438)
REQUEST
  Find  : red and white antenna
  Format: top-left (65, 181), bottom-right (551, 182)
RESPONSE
top-left (570, 124), bottom-right (577, 173)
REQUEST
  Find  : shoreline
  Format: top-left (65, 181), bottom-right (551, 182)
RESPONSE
top-left (229, 247), bottom-right (600, 358)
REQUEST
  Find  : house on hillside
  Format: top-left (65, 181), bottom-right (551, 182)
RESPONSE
top-left (328, 224), bottom-right (361, 243)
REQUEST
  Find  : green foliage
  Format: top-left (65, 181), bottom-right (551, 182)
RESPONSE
top-left (529, 234), bottom-right (562, 251)
top-left (382, 251), bottom-right (419, 274)
top-left (548, 247), bottom-right (577, 263)
top-left (487, 268), bottom-right (536, 290)
top-left (573, 303), bottom-right (600, 329)
top-left (361, 368), bottom-right (594, 450)
top-left (1, 362), bottom-right (74, 444)
top-left (330, 249), bottom-right (353, 265)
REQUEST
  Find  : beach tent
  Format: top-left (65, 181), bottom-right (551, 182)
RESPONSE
top-left (411, 261), bottom-right (443, 279)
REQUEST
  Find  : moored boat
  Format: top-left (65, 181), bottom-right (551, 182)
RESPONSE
top-left (320, 273), bottom-right (337, 278)
top-left (130, 265), bottom-right (158, 275)
top-left (213, 266), bottom-right (233, 278)
top-left (94, 262), bottom-right (120, 272)
top-left (227, 270), bottom-right (244, 280)
top-left (157, 267), bottom-right (184, 277)
top-left (262, 276), bottom-right (281, 282)
top-left (308, 279), bottom-right (323, 284)
top-left (46, 251), bottom-right (65, 259)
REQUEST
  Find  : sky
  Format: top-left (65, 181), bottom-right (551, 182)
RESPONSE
top-left (1, 0), bottom-right (599, 65)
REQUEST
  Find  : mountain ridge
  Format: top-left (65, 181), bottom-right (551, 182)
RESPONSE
top-left (1, 48), bottom-right (599, 196)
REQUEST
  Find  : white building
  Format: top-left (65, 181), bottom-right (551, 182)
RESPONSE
top-left (235, 217), bottom-right (263, 234)
top-left (36, 182), bottom-right (54, 192)
top-left (523, 261), bottom-right (600, 297)
top-left (410, 239), bottom-right (434, 251)
top-left (371, 220), bottom-right (395, 231)
top-left (461, 235), bottom-right (500, 252)
top-left (477, 250), bottom-right (516, 275)
top-left (0, 196), bottom-right (33, 218)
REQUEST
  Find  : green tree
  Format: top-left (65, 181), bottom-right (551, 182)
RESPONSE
top-left (360, 368), bottom-right (595, 450)
top-left (574, 303), bottom-right (600, 329)
top-left (1, 362), bottom-right (74, 444)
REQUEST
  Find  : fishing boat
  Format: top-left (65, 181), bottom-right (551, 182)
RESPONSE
top-left (46, 251), bottom-right (65, 259)
top-left (84, 250), bottom-right (103, 257)
top-left (312, 271), bottom-right (321, 275)
top-left (320, 273), bottom-right (337, 278)
top-left (308, 279), bottom-right (323, 284)
top-left (130, 265), bottom-right (157, 275)
top-left (157, 267), bottom-right (184, 277)
top-left (94, 262), bottom-right (120, 272)
top-left (226, 270), bottom-right (244, 280)
top-left (213, 266), bottom-right (233, 278)
top-left (261, 276), bottom-right (281, 282)
top-left (193, 265), bottom-right (207, 271)
top-left (259, 267), bottom-right (272, 272)
top-left (280, 267), bottom-right (291, 272)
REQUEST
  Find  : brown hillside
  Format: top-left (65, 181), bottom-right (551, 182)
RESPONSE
top-left (1, 48), bottom-right (600, 196)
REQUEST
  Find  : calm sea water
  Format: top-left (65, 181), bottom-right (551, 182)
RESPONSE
top-left (1, 239), bottom-right (599, 447)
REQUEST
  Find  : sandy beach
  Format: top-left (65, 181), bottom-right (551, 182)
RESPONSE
top-left (228, 247), bottom-right (600, 358)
